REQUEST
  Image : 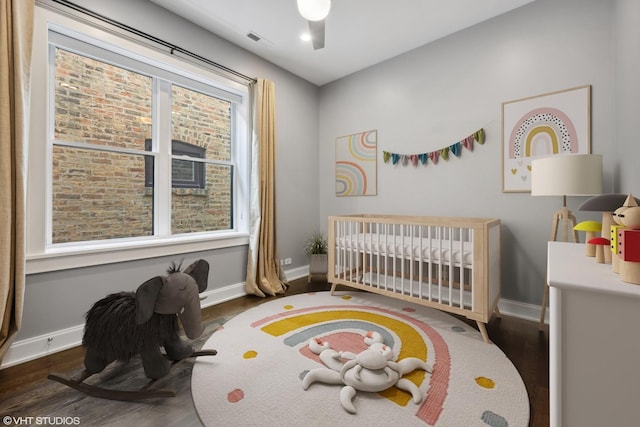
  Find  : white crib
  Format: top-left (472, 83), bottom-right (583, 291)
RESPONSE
top-left (328, 214), bottom-right (501, 343)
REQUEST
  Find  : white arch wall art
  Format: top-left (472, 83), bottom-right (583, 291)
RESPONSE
top-left (501, 85), bottom-right (591, 192)
top-left (335, 130), bottom-right (377, 197)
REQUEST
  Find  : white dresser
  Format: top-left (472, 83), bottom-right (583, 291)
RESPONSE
top-left (548, 242), bottom-right (640, 427)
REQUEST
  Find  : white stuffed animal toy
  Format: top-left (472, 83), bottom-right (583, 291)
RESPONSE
top-left (302, 331), bottom-right (432, 414)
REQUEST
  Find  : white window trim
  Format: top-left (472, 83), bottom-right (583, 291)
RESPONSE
top-left (26, 6), bottom-right (251, 274)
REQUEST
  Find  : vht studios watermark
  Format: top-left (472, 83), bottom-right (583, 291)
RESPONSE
top-left (2, 416), bottom-right (80, 426)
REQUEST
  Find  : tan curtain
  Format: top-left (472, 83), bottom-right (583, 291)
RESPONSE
top-left (0, 0), bottom-right (34, 363)
top-left (245, 78), bottom-right (288, 297)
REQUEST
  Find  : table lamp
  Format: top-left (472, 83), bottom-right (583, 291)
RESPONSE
top-left (531, 154), bottom-right (603, 243)
top-left (531, 153), bottom-right (603, 329)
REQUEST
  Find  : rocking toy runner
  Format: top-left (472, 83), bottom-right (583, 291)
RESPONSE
top-left (48, 259), bottom-right (217, 401)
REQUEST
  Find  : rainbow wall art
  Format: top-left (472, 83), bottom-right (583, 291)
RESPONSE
top-left (502, 85), bottom-right (590, 192)
top-left (336, 130), bottom-right (377, 196)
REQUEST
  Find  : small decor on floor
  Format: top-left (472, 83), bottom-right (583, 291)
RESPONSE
top-left (305, 230), bottom-right (328, 283)
top-left (48, 259), bottom-right (217, 401)
top-left (302, 331), bottom-right (431, 414)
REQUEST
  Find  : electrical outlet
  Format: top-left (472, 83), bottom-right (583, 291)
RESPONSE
top-left (284, 258), bottom-right (292, 265)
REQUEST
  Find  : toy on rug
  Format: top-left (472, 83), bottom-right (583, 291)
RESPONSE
top-left (48, 259), bottom-right (217, 401)
top-left (302, 331), bottom-right (432, 414)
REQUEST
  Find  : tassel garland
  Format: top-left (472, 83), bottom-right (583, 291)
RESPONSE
top-left (383, 128), bottom-right (485, 167)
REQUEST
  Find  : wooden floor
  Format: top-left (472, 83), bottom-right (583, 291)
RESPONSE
top-left (0, 278), bottom-right (549, 426)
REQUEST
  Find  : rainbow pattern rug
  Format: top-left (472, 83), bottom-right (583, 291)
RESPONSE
top-left (191, 291), bottom-right (529, 426)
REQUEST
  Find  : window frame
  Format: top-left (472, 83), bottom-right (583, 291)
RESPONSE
top-left (26, 7), bottom-right (251, 274)
top-left (144, 139), bottom-right (207, 189)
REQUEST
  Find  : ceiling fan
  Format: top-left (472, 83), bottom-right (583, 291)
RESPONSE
top-left (297, 0), bottom-right (331, 50)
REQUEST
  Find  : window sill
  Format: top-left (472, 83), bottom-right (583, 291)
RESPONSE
top-left (26, 233), bottom-right (249, 275)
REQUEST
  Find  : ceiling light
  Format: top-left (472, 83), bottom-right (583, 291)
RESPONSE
top-left (297, 0), bottom-right (331, 21)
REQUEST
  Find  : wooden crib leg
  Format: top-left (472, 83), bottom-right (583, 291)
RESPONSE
top-left (476, 321), bottom-right (491, 344)
top-left (494, 306), bottom-right (502, 319)
top-left (330, 282), bottom-right (337, 295)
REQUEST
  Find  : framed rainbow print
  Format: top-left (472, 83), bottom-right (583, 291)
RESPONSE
top-left (335, 130), bottom-right (377, 197)
top-left (501, 85), bottom-right (591, 192)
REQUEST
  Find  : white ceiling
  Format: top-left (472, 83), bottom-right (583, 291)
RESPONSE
top-left (150, 0), bottom-right (536, 86)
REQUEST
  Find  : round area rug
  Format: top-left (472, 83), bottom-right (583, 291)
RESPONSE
top-left (192, 291), bottom-right (529, 426)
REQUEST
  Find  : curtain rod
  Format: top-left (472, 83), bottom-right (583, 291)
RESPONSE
top-left (48, 0), bottom-right (257, 85)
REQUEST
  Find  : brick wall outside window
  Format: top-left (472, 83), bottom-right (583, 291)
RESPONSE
top-left (52, 48), bottom-right (232, 243)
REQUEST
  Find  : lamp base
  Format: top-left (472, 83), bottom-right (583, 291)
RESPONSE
top-left (550, 205), bottom-right (578, 243)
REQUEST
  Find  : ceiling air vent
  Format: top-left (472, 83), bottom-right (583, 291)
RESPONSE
top-left (247, 32), bottom-right (261, 42)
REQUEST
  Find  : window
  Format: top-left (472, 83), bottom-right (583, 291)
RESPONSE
top-left (25, 10), bottom-right (250, 272)
top-left (144, 139), bottom-right (206, 189)
top-left (49, 32), bottom-right (244, 244)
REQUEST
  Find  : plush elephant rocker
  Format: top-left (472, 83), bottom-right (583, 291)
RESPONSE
top-left (82, 259), bottom-right (213, 380)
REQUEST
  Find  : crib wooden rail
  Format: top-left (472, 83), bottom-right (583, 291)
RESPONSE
top-left (328, 214), bottom-right (501, 343)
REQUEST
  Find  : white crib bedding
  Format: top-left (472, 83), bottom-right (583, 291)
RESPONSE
top-left (361, 272), bottom-right (473, 308)
top-left (336, 234), bottom-right (473, 265)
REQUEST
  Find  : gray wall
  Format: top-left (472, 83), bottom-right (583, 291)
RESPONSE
top-left (22, 248), bottom-right (246, 339)
top-left (318, 0), bottom-right (617, 305)
top-left (19, 0), bottom-right (319, 341)
top-left (614, 0), bottom-right (640, 191)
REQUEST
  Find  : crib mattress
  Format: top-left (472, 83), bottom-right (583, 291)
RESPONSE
top-left (336, 234), bottom-right (473, 265)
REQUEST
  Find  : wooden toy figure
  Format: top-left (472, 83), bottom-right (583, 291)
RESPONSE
top-left (615, 195), bottom-right (640, 284)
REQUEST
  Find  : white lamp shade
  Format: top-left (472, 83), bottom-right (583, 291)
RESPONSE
top-left (297, 0), bottom-right (331, 21)
top-left (531, 154), bottom-right (603, 196)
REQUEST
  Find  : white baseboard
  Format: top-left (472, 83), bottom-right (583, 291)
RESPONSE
top-left (498, 297), bottom-right (548, 325)
top-left (1, 280), bottom-right (248, 370)
top-left (199, 266), bottom-right (308, 310)
top-left (1, 266), bottom-right (546, 370)
top-left (1, 324), bottom-right (85, 370)
top-left (282, 266), bottom-right (309, 282)
top-left (200, 282), bottom-right (246, 309)
top-left (1, 266), bottom-right (312, 370)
